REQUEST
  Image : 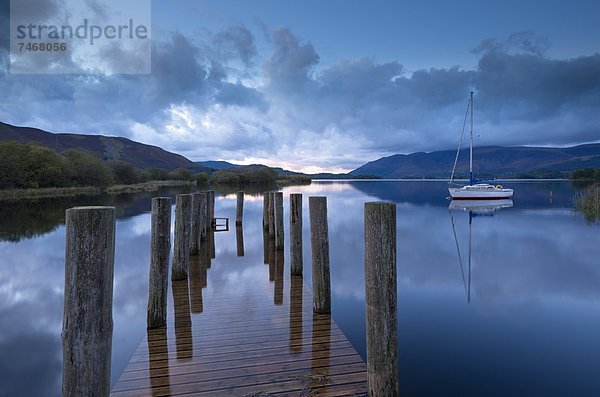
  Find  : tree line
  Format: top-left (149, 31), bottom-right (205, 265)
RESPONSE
top-left (0, 141), bottom-right (208, 190)
top-left (571, 168), bottom-right (600, 181)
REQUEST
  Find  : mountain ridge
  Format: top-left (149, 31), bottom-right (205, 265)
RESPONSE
top-left (3, 121), bottom-right (599, 178)
top-left (0, 121), bottom-right (202, 171)
top-left (350, 144), bottom-right (600, 178)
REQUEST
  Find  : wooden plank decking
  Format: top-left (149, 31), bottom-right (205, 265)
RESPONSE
top-left (111, 236), bottom-right (368, 396)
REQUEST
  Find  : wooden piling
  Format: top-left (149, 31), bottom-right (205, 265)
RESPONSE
top-left (208, 190), bottom-right (216, 259)
top-left (189, 193), bottom-right (201, 255)
top-left (62, 206), bottom-right (116, 397)
top-left (148, 197), bottom-right (172, 329)
top-left (207, 190), bottom-right (215, 229)
top-left (268, 192), bottom-right (275, 237)
top-left (275, 192), bottom-right (284, 250)
top-left (290, 193), bottom-right (303, 275)
top-left (309, 196), bottom-right (331, 313)
top-left (199, 191), bottom-right (209, 243)
top-left (172, 194), bottom-right (191, 281)
top-left (236, 191), bottom-right (244, 225)
top-left (364, 202), bottom-right (398, 397)
top-left (263, 194), bottom-right (269, 230)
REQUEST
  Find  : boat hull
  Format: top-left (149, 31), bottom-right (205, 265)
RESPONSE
top-left (449, 186), bottom-right (514, 200)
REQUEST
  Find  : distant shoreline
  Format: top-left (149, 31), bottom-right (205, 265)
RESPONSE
top-left (0, 180), bottom-right (197, 201)
top-left (0, 177), bottom-right (581, 201)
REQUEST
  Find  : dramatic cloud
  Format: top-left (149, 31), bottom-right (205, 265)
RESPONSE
top-left (1, 24), bottom-right (599, 172)
top-left (213, 25), bottom-right (257, 66)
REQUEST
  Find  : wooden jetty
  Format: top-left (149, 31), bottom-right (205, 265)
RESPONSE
top-left (64, 193), bottom-right (398, 397)
top-left (110, 247), bottom-right (368, 396)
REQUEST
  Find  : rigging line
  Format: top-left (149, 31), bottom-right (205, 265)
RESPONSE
top-left (450, 211), bottom-right (468, 297)
top-left (449, 96), bottom-right (471, 185)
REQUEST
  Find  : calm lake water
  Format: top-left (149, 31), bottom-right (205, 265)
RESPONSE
top-left (1, 180), bottom-right (599, 397)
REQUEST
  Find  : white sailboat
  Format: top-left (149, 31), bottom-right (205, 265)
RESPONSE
top-left (448, 92), bottom-right (514, 200)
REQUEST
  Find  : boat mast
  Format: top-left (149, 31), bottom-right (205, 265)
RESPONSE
top-left (469, 91), bottom-right (473, 185)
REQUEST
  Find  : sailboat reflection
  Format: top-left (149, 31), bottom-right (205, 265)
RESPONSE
top-left (449, 199), bottom-right (513, 302)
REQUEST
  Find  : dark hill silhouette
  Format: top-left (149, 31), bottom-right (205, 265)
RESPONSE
top-left (350, 144), bottom-right (600, 178)
top-left (0, 121), bottom-right (199, 171)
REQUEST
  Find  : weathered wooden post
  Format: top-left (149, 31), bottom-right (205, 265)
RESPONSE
top-left (62, 206), bottom-right (116, 397)
top-left (263, 193), bottom-right (269, 230)
top-left (364, 202), bottom-right (398, 397)
top-left (290, 193), bottom-right (303, 275)
top-left (208, 190), bottom-right (215, 229)
top-left (148, 197), bottom-right (171, 329)
top-left (199, 191), bottom-right (209, 243)
top-left (172, 194), bottom-right (191, 280)
top-left (268, 192), bottom-right (275, 237)
top-left (236, 224), bottom-right (245, 257)
top-left (208, 190), bottom-right (216, 259)
top-left (309, 196), bottom-right (331, 313)
top-left (275, 192), bottom-right (284, 250)
top-left (236, 191), bottom-right (244, 225)
top-left (189, 193), bottom-right (201, 255)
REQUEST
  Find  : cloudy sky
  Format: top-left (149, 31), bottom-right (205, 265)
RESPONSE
top-left (1, 0), bottom-right (600, 173)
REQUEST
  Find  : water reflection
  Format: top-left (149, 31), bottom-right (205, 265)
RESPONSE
top-left (188, 256), bottom-right (205, 314)
top-left (4, 180), bottom-right (600, 397)
top-left (274, 250), bottom-right (285, 305)
top-left (0, 186), bottom-right (194, 243)
top-left (311, 313), bottom-right (331, 379)
top-left (147, 327), bottom-right (170, 396)
top-left (449, 199), bottom-right (513, 303)
top-left (262, 228), bottom-right (269, 264)
top-left (289, 275), bottom-right (303, 353)
top-left (171, 280), bottom-right (192, 361)
top-left (236, 225), bottom-right (245, 257)
top-left (268, 236), bottom-right (275, 282)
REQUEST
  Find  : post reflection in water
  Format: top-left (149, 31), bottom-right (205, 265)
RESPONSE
top-left (262, 228), bottom-right (269, 264)
top-left (210, 229), bottom-right (216, 259)
top-left (199, 242), bottom-right (209, 288)
top-left (289, 275), bottom-right (303, 353)
top-left (206, 231), bottom-right (214, 268)
top-left (148, 327), bottom-right (171, 396)
top-left (171, 280), bottom-right (192, 361)
top-left (274, 250), bottom-right (284, 305)
top-left (268, 235), bottom-right (275, 282)
top-left (236, 224), bottom-right (245, 257)
top-left (311, 312), bottom-right (331, 381)
top-left (188, 255), bottom-right (204, 314)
